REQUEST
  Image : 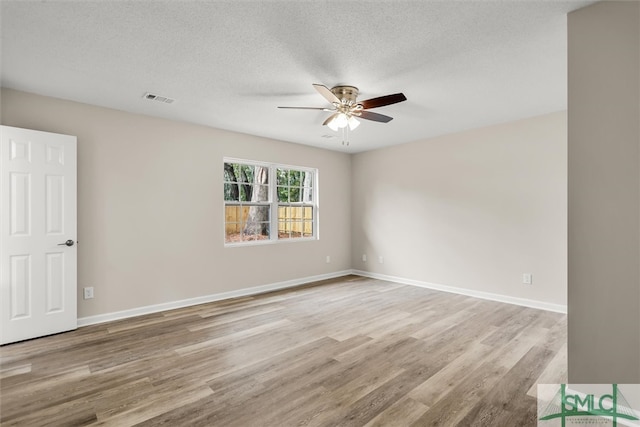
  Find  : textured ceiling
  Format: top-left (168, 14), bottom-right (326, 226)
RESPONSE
top-left (1, 1), bottom-right (593, 153)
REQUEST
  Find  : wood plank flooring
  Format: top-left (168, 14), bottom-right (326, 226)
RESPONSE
top-left (0, 275), bottom-right (567, 426)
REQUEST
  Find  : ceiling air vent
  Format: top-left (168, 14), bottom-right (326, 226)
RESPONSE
top-left (143, 92), bottom-right (175, 104)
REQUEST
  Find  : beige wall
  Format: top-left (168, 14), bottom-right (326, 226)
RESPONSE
top-left (0, 91), bottom-right (570, 322)
top-left (568, 1), bottom-right (640, 383)
top-left (351, 112), bottom-right (568, 307)
top-left (1, 88), bottom-right (352, 319)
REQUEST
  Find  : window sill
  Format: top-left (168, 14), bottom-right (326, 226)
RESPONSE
top-left (224, 236), bottom-right (317, 248)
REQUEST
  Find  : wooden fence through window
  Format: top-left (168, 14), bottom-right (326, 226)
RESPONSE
top-left (225, 206), bottom-right (313, 235)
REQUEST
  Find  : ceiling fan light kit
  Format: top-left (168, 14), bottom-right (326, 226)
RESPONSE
top-left (278, 83), bottom-right (407, 146)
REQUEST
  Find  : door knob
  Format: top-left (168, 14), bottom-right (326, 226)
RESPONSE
top-left (58, 240), bottom-right (75, 247)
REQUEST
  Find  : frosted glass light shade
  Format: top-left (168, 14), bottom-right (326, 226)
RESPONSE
top-left (335, 114), bottom-right (349, 129)
top-left (327, 117), bottom-right (340, 131)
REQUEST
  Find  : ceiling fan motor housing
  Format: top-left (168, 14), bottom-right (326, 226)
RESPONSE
top-left (331, 86), bottom-right (359, 105)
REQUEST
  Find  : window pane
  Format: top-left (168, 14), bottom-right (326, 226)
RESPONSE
top-left (224, 183), bottom-right (239, 201)
top-left (277, 186), bottom-right (287, 202)
top-left (239, 164), bottom-right (254, 184)
top-left (252, 184), bottom-right (269, 202)
top-left (224, 163), bottom-right (238, 183)
top-left (278, 206), bottom-right (312, 223)
top-left (281, 206), bottom-right (290, 221)
top-left (253, 166), bottom-right (269, 185)
top-left (239, 184), bottom-right (248, 202)
top-left (259, 222), bottom-right (270, 239)
top-left (278, 221), bottom-right (291, 239)
top-left (241, 223), bottom-right (270, 242)
top-left (289, 220), bottom-right (303, 238)
top-left (303, 206), bottom-right (313, 220)
top-left (303, 221), bottom-right (313, 237)
top-left (288, 170), bottom-right (300, 186)
top-left (225, 205), bottom-right (241, 222)
top-left (224, 205), bottom-right (242, 243)
top-left (301, 170), bottom-right (311, 186)
top-left (275, 202), bottom-right (315, 239)
top-left (302, 187), bottom-right (313, 202)
top-left (290, 186), bottom-right (300, 203)
top-left (278, 205), bottom-right (289, 221)
top-left (225, 226), bottom-right (242, 243)
top-left (277, 169), bottom-right (287, 185)
top-left (242, 206), bottom-right (270, 239)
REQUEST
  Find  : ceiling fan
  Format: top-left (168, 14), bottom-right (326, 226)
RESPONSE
top-left (278, 84), bottom-right (407, 133)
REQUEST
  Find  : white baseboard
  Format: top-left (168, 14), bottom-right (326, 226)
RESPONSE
top-left (77, 270), bottom-right (352, 327)
top-left (350, 270), bottom-right (567, 314)
top-left (78, 268), bottom-right (566, 327)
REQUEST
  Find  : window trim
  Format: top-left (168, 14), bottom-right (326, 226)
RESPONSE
top-left (223, 157), bottom-right (318, 247)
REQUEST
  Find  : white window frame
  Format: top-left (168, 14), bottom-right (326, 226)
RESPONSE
top-left (223, 157), bottom-right (318, 246)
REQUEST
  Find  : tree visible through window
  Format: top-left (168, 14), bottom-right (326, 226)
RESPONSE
top-left (224, 159), bottom-right (316, 244)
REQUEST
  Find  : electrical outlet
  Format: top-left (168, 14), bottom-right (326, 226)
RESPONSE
top-left (378, 256), bottom-right (384, 264)
top-left (325, 255), bottom-right (331, 264)
top-left (522, 273), bottom-right (532, 285)
top-left (362, 254), bottom-right (367, 262)
top-left (83, 287), bottom-right (94, 299)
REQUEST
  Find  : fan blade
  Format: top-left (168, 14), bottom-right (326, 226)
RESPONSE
top-left (313, 84), bottom-right (340, 104)
top-left (277, 106), bottom-right (330, 110)
top-left (358, 111), bottom-right (393, 123)
top-left (359, 93), bottom-right (407, 109)
top-left (322, 113), bottom-right (340, 126)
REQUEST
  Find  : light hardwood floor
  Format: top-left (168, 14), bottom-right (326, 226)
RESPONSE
top-left (0, 275), bottom-right (566, 426)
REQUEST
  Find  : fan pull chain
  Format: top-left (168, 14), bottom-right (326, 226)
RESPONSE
top-left (341, 127), bottom-right (350, 146)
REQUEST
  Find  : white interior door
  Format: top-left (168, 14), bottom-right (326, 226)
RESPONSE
top-left (1, 125), bottom-right (77, 345)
